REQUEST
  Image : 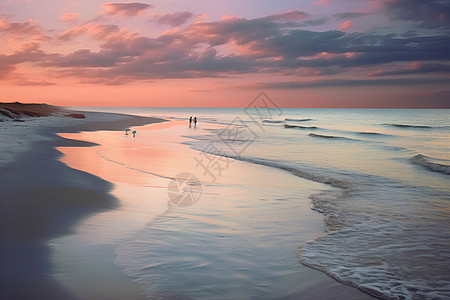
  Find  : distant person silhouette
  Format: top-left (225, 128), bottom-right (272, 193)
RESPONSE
top-left (132, 130), bottom-right (136, 137)
top-left (193, 117), bottom-right (197, 127)
top-left (189, 116), bottom-right (193, 127)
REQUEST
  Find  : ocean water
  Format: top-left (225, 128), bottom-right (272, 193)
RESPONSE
top-left (69, 106), bottom-right (450, 299)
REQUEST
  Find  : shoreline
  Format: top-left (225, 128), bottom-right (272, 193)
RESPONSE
top-left (55, 116), bottom-right (376, 299)
top-left (1, 108), bottom-right (375, 299)
top-left (0, 111), bottom-right (166, 299)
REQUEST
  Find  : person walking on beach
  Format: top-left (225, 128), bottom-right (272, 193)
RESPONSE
top-left (132, 130), bottom-right (136, 137)
top-left (193, 117), bottom-right (197, 127)
top-left (189, 116), bottom-right (193, 127)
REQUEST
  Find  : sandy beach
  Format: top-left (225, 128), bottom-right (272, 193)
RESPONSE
top-left (6, 105), bottom-right (447, 300)
top-left (0, 108), bottom-right (165, 299)
top-left (0, 106), bottom-right (379, 299)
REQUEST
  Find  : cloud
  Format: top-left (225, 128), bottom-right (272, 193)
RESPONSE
top-left (102, 2), bottom-right (153, 17)
top-left (2, 42), bottom-right (49, 65)
top-left (58, 23), bottom-right (119, 41)
top-left (340, 20), bottom-right (353, 30)
top-left (152, 11), bottom-right (194, 27)
top-left (401, 30), bottom-right (418, 37)
top-left (186, 15), bottom-right (282, 47)
top-left (48, 20), bottom-right (450, 84)
top-left (0, 42), bottom-right (51, 78)
top-left (0, 64), bottom-right (16, 78)
top-left (250, 29), bottom-right (347, 58)
top-left (0, 18), bottom-right (40, 35)
top-left (60, 13), bottom-right (79, 23)
top-left (1, 10), bottom-right (449, 88)
top-left (78, 44), bottom-right (255, 82)
top-left (383, 0), bottom-right (450, 29)
top-left (263, 10), bottom-right (310, 22)
top-left (14, 79), bottom-right (56, 86)
top-left (39, 49), bottom-right (119, 68)
top-left (334, 12), bottom-right (370, 20)
top-left (299, 18), bottom-right (328, 27)
top-left (0, 17), bottom-right (48, 40)
top-left (254, 30), bottom-right (450, 70)
top-left (370, 62), bottom-right (450, 76)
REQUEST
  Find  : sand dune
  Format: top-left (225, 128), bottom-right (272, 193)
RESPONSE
top-left (0, 102), bottom-right (60, 120)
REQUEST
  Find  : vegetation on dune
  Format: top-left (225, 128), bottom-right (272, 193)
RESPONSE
top-left (0, 102), bottom-right (60, 119)
top-left (0, 102), bottom-right (85, 120)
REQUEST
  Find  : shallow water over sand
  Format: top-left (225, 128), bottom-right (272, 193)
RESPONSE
top-left (54, 119), bottom-right (371, 299)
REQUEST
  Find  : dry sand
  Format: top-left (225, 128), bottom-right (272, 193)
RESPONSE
top-left (0, 110), bottom-right (165, 299)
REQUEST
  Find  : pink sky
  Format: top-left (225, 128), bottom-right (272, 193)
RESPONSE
top-left (0, 0), bottom-right (449, 107)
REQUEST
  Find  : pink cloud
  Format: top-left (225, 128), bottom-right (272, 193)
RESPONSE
top-left (102, 2), bottom-right (153, 17)
top-left (18, 42), bottom-right (40, 52)
top-left (0, 64), bottom-right (16, 78)
top-left (0, 18), bottom-right (43, 37)
top-left (264, 10), bottom-right (310, 21)
top-left (369, 62), bottom-right (450, 76)
top-left (14, 79), bottom-right (56, 86)
top-left (61, 13), bottom-right (80, 23)
top-left (152, 11), bottom-right (194, 27)
top-left (58, 23), bottom-right (119, 41)
top-left (0, 8), bottom-right (448, 95)
top-left (340, 20), bottom-right (353, 30)
top-left (0, 42), bottom-right (49, 79)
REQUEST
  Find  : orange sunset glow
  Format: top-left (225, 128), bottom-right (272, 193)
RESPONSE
top-left (0, 0), bottom-right (449, 107)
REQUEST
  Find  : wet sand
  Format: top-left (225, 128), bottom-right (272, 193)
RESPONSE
top-left (0, 112), bottom-right (165, 299)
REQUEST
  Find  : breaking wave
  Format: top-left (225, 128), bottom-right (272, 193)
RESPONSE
top-left (284, 124), bottom-right (318, 129)
top-left (308, 133), bottom-right (356, 141)
top-left (300, 224), bottom-right (450, 300)
top-left (186, 138), bottom-right (450, 300)
top-left (356, 132), bottom-right (388, 136)
top-left (284, 118), bottom-right (313, 122)
top-left (410, 154), bottom-right (450, 175)
top-left (262, 120), bottom-right (284, 123)
top-left (384, 124), bottom-right (433, 129)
